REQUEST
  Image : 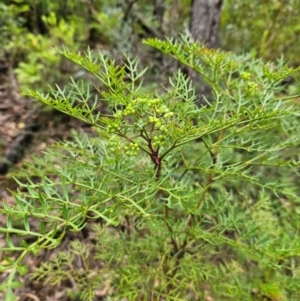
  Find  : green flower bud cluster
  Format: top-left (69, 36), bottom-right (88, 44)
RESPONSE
top-left (107, 119), bottom-right (122, 133)
top-left (247, 81), bottom-right (259, 96)
top-left (124, 142), bottom-right (139, 156)
top-left (159, 125), bottom-right (168, 133)
top-left (147, 98), bottom-right (160, 106)
top-left (146, 99), bottom-right (174, 118)
top-left (123, 103), bottom-right (136, 116)
top-left (149, 115), bottom-right (161, 127)
top-left (108, 98), bottom-right (173, 151)
top-left (107, 135), bottom-right (121, 154)
top-left (157, 105), bottom-right (174, 118)
top-left (152, 134), bottom-right (166, 147)
top-left (148, 115), bottom-right (168, 133)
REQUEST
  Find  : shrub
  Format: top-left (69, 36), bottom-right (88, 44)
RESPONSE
top-left (1, 36), bottom-right (300, 300)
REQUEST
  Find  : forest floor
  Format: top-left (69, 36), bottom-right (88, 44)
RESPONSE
top-left (0, 58), bottom-right (102, 301)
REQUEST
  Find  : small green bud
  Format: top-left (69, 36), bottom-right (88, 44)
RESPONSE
top-left (164, 112), bottom-right (174, 118)
top-left (160, 125), bottom-right (167, 132)
top-left (149, 116), bottom-right (159, 123)
top-left (240, 72), bottom-right (251, 80)
top-left (115, 110), bottom-right (123, 118)
top-left (137, 98), bottom-right (147, 103)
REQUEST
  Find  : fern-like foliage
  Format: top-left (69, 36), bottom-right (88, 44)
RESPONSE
top-left (1, 36), bottom-right (300, 300)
